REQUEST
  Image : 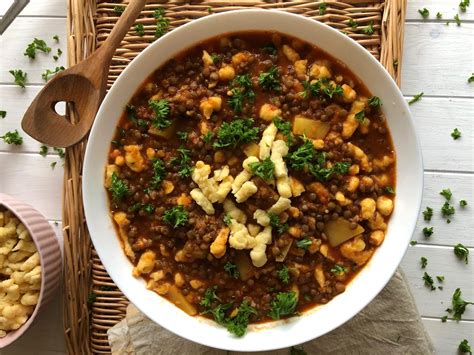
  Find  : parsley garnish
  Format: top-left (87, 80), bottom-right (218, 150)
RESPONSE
top-left (268, 291), bottom-right (298, 320)
top-left (24, 38), bottom-right (51, 59)
top-left (441, 315), bottom-right (448, 322)
top-left (408, 92), bottom-right (424, 105)
top-left (228, 75), bottom-right (255, 112)
top-left (277, 265), bottom-right (290, 284)
top-left (53, 35), bottom-right (59, 42)
top-left (135, 23), bottom-right (145, 36)
top-left (348, 19), bottom-right (358, 29)
top-left (202, 131), bottom-right (214, 144)
top-left (287, 139), bottom-right (315, 170)
top-left (9, 69), bottom-right (27, 88)
top-left (50, 162), bottom-right (57, 169)
top-left (368, 96), bottom-right (382, 107)
top-left (436, 276), bottom-right (445, 282)
top-left (422, 227), bottom-right (433, 237)
top-left (42, 66), bottom-right (65, 81)
top-left (436, 12), bottom-right (442, 19)
top-left (441, 202), bottom-right (455, 219)
top-left (200, 286), bottom-right (220, 307)
top-left (54, 147), bottom-right (65, 158)
top-left (410, 240), bottom-right (418, 246)
top-left (362, 21), bottom-right (375, 35)
top-left (422, 272), bottom-right (435, 291)
top-left (299, 80), bottom-right (321, 99)
top-left (418, 8), bottom-right (429, 19)
top-left (258, 66), bottom-right (280, 91)
top-left (330, 264), bottom-right (348, 275)
top-left (154, 8), bottom-right (169, 38)
top-left (273, 117), bottom-right (294, 145)
top-left (150, 159), bottom-right (166, 189)
top-left (454, 243), bottom-right (469, 264)
top-left (451, 128), bottom-right (462, 140)
top-left (319, 2), bottom-right (327, 15)
top-left (177, 131), bottom-right (188, 141)
top-left (459, 0), bottom-right (470, 12)
top-left (1, 130), bottom-right (23, 145)
top-left (113, 5), bottom-right (125, 14)
top-left (149, 99), bottom-right (171, 129)
top-left (171, 146), bottom-right (193, 178)
top-left (39, 145), bottom-right (48, 157)
top-left (459, 339), bottom-right (472, 354)
top-left (224, 262), bottom-right (240, 279)
top-left (210, 53), bottom-right (221, 64)
top-left (440, 188), bottom-right (452, 201)
top-left (205, 300), bottom-right (257, 337)
top-left (355, 110), bottom-right (366, 122)
top-left (249, 157), bottom-right (275, 181)
top-left (262, 43), bottom-right (277, 55)
top-left (0, 111), bottom-right (6, 119)
top-left (469, 73), bottom-right (474, 83)
top-left (321, 80), bottom-right (343, 98)
top-left (163, 205), bottom-right (188, 228)
top-left (109, 172), bottom-right (129, 201)
top-left (420, 256), bottom-right (428, 269)
top-left (232, 74), bottom-right (253, 89)
top-left (422, 206), bottom-right (433, 221)
top-left (384, 186), bottom-right (395, 195)
top-left (460, 199), bottom-right (468, 207)
top-left (296, 238), bottom-right (312, 250)
top-left (53, 48), bottom-right (63, 61)
top-left (143, 204), bottom-right (155, 214)
top-left (447, 288), bottom-right (473, 320)
top-left (223, 213), bottom-right (232, 226)
top-left (454, 14), bottom-right (461, 26)
top-left (213, 118), bottom-right (259, 149)
top-left (268, 213), bottom-right (289, 235)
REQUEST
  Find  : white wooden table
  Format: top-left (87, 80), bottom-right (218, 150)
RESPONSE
top-left (0, 1), bottom-right (472, 353)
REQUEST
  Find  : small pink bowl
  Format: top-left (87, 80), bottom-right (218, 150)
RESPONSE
top-left (0, 193), bottom-right (62, 348)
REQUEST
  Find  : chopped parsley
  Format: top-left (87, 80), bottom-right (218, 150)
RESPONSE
top-left (460, 199), bottom-right (468, 207)
top-left (50, 162), bottom-right (57, 169)
top-left (162, 205), bottom-right (188, 228)
top-left (422, 272), bottom-right (435, 291)
top-left (287, 139), bottom-right (315, 170)
top-left (213, 118), bottom-right (259, 149)
top-left (53, 48), bottom-right (63, 61)
top-left (459, 0), bottom-right (470, 12)
top-left (273, 117), bottom-right (293, 145)
top-left (441, 202), bottom-right (455, 219)
top-left (418, 8), bottom-right (429, 19)
top-left (54, 147), bottom-right (65, 158)
top-left (228, 75), bottom-right (255, 112)
top-left (223, 213), bottom-right (232, 226)
top-left (42, 66), bottom-right (65, 81)
top-left (210, 53), bottom-right (221, 64)
top-left (384, 186), bottom-right (395, 195)
top-left (330, 264), bottom-right (348, 275)
top-left (171, 146), bottom-right (193, 178)
top-left (258, 66), bottom-right (280, 91)
top-left (149, 99), bottom-right (171, 129)
top-left (436, 276), bottom-right (445, 282)
top-left (39, 145), bottom-right (48, 157)
top-left (348, 19), bottom-right (358, 29)
top-left (53, 35), bottom-right (59, 42)
top-left (296, 238), bottom-right (312, 250)
top-left (1, 130), bottom-right (23, 145)
top-left (143, 204), bottom-right (155, 214)
top-left (109, 172), bottom-right (129, 201)
top-left (232, 74), bottom-right (253, 89)
top-left (321, 80), bottom-right (343, 98)
top-left (436, 12), bottom-right (442, 19)
top-left (149, 159), bottom-right (166, 189)
top-left (135, 23), bottom-right (145, 36)
top-left (459, 339), bottom-right (472, 354)
top-left (0, 111), bottom-right (6, 119)
top-left (249, 157), bottom-right (275, 181)
top-left (447, 288), bottom-right (473, 321)
top-left (113, 5), bottom-right (125, 14)
top-left (277, 265), bottom-right (290, 284)
top-left (205, 300), bottom-right (257, 337)
top-left (410, 240), bottom-right (418, 246)
top-left (361, 21), bottom-right (375, 35)
top-left (368, 96), bottom-right (382, 107)
top-left (441, 315), bottom-right (448, 322)
top-left (24, 38), bottom-right (51, 59)
top-left (200, 286), bottom-right (220, 307)
top-left (440, 188), bottom-right (452, 201)
top-left (224, 262), bottom-right (240, 279)
top-left (202, 131), bottom-right (214, 144)
top-left (319, 2), bottom-right (327, 15)
top-left (154, 8), bottom-right (170, 38)
top-left (422, 227), bottom-right (433, 237)
top-left (268, 291), bottom-right (298, 320)
top-left (299, 80), bottom-right (321, 99)
top-left (422, 206), bottom-right (433, 221)
top-left (408, 92), bottom-right (424, 105)
top-left (454, 14), bottom-right (461, 26)
top-left (177, 131), bottom-right (188, 141)
top-left (268, 213), bottom-right (289, 235)
top-left (262, 43), bottom-right (277, 56)
top-left (451, 128), bottom-right (462, 140)
top-left (355, 110), bottom-right (366, 122)
top-left (454, 243), bottom-right (469, 264)
top-left (420, 256), bottom-right (428, 269)
top-left (9, 69), bottom-right (27, 88)
top-left (300, 79), bottom-right (342, 99)
top-left (469, 73), bottom-right (474, 83)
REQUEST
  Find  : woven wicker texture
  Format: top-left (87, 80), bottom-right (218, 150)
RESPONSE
top-left (64, 1), bottom-right (406, 354)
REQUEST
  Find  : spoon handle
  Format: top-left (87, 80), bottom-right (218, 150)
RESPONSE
top-left (99, 0), bottom-right (147, 61)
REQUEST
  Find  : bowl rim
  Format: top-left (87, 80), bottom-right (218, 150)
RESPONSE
top-left (83, 9), bottom-right (423, 351)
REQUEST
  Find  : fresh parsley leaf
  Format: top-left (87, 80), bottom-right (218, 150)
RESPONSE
top-left (321, 80), bottom-right (343, 98)
top-left (232, 74), bottom-right (253, 89)
top-left (268, 291), bottom-right (298, 320)
top-left (177, 131), bottom-right (188, 141)
top-left (154, 8), bottom-right (170, 38)
top-left (355, 110), bottom-right (366, 122)
top-left (42, 66), bottom-right (65, 81)
top-left (410, 240), bottom-right (418, 246)
top-left (436, 12), bottom-right (442, 19)
top-left (422, 272), bottom-right (435, 291)
top-left (249, 157), bottom-right (275, 182)
top-left (273, 117), bottom-right (293, 145)
top-left (319, 2), bottom-right (327, 15)
top-left (109, 172), bottom-right (129, 201)
top-left (149, 99), bottom-right (171, 129)
top-left (436, 276), bottom-right (445, 282)
top-left (87, 292), bottom-right (96, 305)
top-left (330, 264), bottom-right (348, 275)
top-left (223, 213), bottom-right (232, 226)
top-left (53, 35), bottom-right (59, 42)
top-left (422, 227), bottom-right (434, 237)
top-left (384, 186), bottom-right (395, 195)
top-left (163, 205), bottom-right (188, 228)
top-left (448, 288), bottom-right (473, 320)
top-left (287, 139), bottom-right (315, 170)
top-left (53, 48), bottom-right (63, 61)
top-left (143, 204), bottom-right (155, 214)
top-left (202, 131), bottom-right (214, 144)
top-left (420, 256), bottom-right (428, 269)
top-left (210, 53), bottom-right (221, 64)
top-left (50, 161), bottom-right (57, 169)
top-left (459, 0), bottom-right (470, 12)
top-left (454, 14), bottom-right (461, 26)
top-left (441, 315), bottom-right (448, 322)
top-left (135, 23), bottom-right (145, 36)
top-left (200, 286), bottom-right (220, 307)
top-left (440, 188), bottom-right (452, 201)
top-left (277, 265), bottom-right (290, 284)
top-left (441, 202), bottom-right (455, 219)
top-left (469, 73), bottom-right (474, 83)
top-left (459, 339), bottom-right (472, 354)
top-left (299, 80), bottom-right (321, 99)
top-left (224, 262), bottom-right (240, 279)
top-left (258, 66), bottom-right (280, 91)
top-left (225, 300), bottom-right (257, 337)
top-left (24, 38), bottom-right (51, 59)
top-left (451, 128), bottom-right (462, 140)
top-left (422, 206), bottom-right (433, 221)
top-left (0, 111), bottom-right (6, 119)
top-left (9, 69), bottom-right (27, 88)
top-left (454, 243), bottom-right (469, 264)
top-left (418, 8), bottom-right (429, 19)
top-left (348, 19), bottom-right (358, 28)
top-left (408, 92), bottom-right (424, 105)
top-left (53, 147), bottom-right (65, 158)
top-left (334, 161), bottom-right (351, 175)
top-left (268, 213), bottom-right (289, 235)
top-left (150, 159), bottom-right (166, 189)
top-left (228, 87), bottom-right (255, 112)
top-left (362, 21), bottom-right (375, 35)
top-left (39, 145), bottom-right (48, 157)
top-left (1, 130), bottom-right (23, 145)
top-left (460, 199), bottom-right (468, 207)
top-left (368, 96), bottom-right (382, 107)
top-left (213, 118), bottom-right (259, 148)
top-left (296, 238), bottom-right (312, 250)
top-left (113, 5), bottom-right (125, 14)
top-left (171, 146), bottom-right (193, 178)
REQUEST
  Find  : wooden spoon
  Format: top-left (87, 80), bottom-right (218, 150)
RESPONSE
top-left (21, 0), bottom-right (147, 148)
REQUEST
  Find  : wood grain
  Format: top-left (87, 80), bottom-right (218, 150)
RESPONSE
top-left (0, 0), bottom-right (66, 17)
top-left (423, 319), bottom-right (474, 355)
top-left (406, 0), bottom-right (474, 21)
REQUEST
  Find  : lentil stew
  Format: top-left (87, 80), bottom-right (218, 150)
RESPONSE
top-left (104, 31), bottom-right (396, 337)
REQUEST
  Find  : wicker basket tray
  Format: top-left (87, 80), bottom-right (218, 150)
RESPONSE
top-left (63, 1), bottom-right (407, 353)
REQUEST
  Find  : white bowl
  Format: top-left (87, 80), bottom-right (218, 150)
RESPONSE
top-left (83, 10), bottom-right (423, 352)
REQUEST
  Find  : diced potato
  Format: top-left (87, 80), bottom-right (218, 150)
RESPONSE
top-left (148, 123), bottom-right (176, 139)
top-left (162, 180), bottom-right (174, 195)
top-left (259, 104), bottom-right (281, 122)
top-left (243, 142), bottom-right (260, 157)
top-left (200, 96), bottom-right (222, 120)
top-left (235, 251), bottom-right (254, 281)
top-left (294, 59), bottom-right (307, 80)
top-left (167, 285), bottom-right (197, 316)
top-left (324, 218), bottom-right (365, 247)
top-left (293, 115), bottom-right (331, 139)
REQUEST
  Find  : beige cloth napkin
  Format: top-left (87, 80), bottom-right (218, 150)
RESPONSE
top-left (107, 269), bottom-right (434, 355)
